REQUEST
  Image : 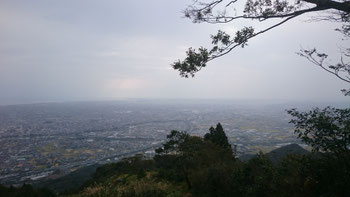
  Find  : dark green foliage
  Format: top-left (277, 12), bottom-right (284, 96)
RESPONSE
top-left (66, 145), bottom-right (350, 197)
top-left (154, 130), bottom-right (191, 183)
top-left (155, 127), bottom-right (236, 190)
top-left (172, 26), bottom-right (255, 78)
top-left (84, 155), bottom-right (155, 187)
top-left (286, 107), bottom-right (350, 196)
top-left (204, 123), bottom-right (232, 151)
top-left (0, 183), bottom-right (54, 197)
top-left (171, 47), bottom-right (209, 78)
top-left (191, 161), bottom-right (243, 197)
top-left (136, 168), bottom-right (146, 180)
top-left (154, 154), bottom-right (185, 183)
top-left (275, 154), bottom-right (311, 197)
top-left (155, 130), bottom-right (189, 155)
top-left (242, 152), bottom-right (276, 197)
top-left (288, 107), bottom-right (350, 154)
top-left (154, 125), bottom-right (350, 197)
top-left (303, 153), bottom-right (350, 197)
top-left (118, 186), bottom-right (169, 197)
top-left (34, 164), bottom-right (100, 195)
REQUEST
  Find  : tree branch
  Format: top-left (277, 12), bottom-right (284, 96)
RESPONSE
top-left (195, 6), bottom-right (327, 24)
top-left (303, 0), bottom-right (350, 13)
top-left (185, 0), bottom-right (349, 24)
top-left (298, 48), bottom-right (350, 84)
top-left (209, 13), bottom-right (301, 61)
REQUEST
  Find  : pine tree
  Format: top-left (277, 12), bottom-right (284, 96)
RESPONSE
top-left (204, 123), bottom-right (231, 150)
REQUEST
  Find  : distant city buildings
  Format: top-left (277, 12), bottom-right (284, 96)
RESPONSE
top-left (0, 101), bottom-right (299, 185)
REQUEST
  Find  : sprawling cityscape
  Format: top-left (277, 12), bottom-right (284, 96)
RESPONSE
top-left (0, 100), bottom-right (340, 186)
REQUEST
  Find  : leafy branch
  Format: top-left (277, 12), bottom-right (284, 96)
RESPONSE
top-left (173, 0), bottom-right (350, 95)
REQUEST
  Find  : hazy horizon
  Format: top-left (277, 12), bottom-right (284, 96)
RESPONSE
top-left (1, 98), bottom-right (349, 109)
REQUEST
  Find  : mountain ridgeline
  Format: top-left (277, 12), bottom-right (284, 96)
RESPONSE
top-left (2, 122), bottom-right (349, 197)
top-left (238, 143), bottom-right (309, 163)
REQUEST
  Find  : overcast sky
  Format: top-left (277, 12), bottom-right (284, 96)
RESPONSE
top-left (0, 0), bottom-right (349, 105)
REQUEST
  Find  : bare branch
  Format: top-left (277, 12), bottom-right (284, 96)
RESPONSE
top-left (298, 49), bottom-right (350, 83)
top-left (298, 48), bottom-right (350, 96)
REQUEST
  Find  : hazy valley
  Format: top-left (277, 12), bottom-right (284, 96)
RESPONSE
top-left (0, 99), bottom-right (324, 185)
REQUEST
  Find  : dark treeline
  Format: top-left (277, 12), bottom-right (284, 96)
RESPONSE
top-left (0, 184), bottom-right (54, 197)
top-left (62, 122), bottom-right (349, 197)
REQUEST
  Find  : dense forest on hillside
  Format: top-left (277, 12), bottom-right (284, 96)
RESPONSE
top-left (1, 114), bottom-right (349, 197)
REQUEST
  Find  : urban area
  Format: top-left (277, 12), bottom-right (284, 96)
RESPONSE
top-left (0, 100), bottom-right (308, 185)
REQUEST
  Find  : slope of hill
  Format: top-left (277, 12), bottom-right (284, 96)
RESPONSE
top-left (38, 144), bottom-right (310, 195)
top-left (239, 144), bottom-right (309, 163)
top-left (33, 164), bottom-right (100, 195)
top-left (267, 144), bottom-right (309, 163)
top-left (2, 142), bottom-right (348, 197)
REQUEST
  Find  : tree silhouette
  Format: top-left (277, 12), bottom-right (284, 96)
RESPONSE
top-left (204, 123), bottom-right (232, 151)
top-left (155, 128), bottom-right (236, 190)
top-left (172, 0), bottom-right (350, 94)
top-left (288, 107), bottom-right (350, 155)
